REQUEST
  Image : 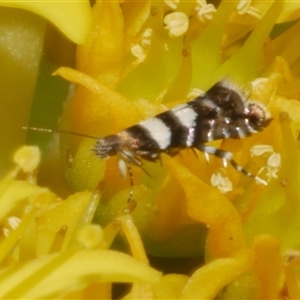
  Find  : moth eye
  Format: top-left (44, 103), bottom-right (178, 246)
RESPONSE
top-left (246, 103), bottom-right (266, 129)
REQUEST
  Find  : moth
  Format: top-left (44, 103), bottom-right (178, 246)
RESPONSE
top-left (92, 81), bottom-right (272, 186)
top-left (25, 81), bottom-right (272, 197)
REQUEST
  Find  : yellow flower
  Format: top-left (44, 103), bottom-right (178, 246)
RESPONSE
top-left (0, 146), bottom-right (161, 298)
top-left (1, 0), bottom-right (300, 299)
top-left (0, 0), bottom-right (92, 44)
top-left (0, 0), bottom-right (91, 176)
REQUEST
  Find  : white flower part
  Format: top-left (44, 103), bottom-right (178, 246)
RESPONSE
top-left (131, 44), bottom-right (147, 61)
top-left (251, 77), bottom-right (269, 87)
top-left (237, 0), bottom-right (251, 14)
top-left (267, 152), bottom-right (281, 169)
top-left (211, 170), bottom-right (233, 194)
top-left (164, 12), bottom-right (189, 38)
top-left (254, 148), bottom-right (281, 182)
top-left (141, 28), bottom-right (153, 48)
top-left (131, 28), bottom-right (153, 61)
top-left (266, 152), bottom-right (281, 179)
top-left (3, 228), bottom-right (10, 237)
top-left (251, 77), bottom-right (269, 95)
top-left (164, 0), bottom-right (179, 10)
top-left (237, 0), bottom-right (260, 19)
top-left (250, 144), bottom-right (274, 157)
top-left (7, 216), bottom-right (21, 230)
top-left (13, 145), bottom-right (41, 173)
top-left (246, 6), bottom-right (261, 19)
top-left (195, 0), bottom-right (216, 23)
top-left (2, 216), bottom-right (21, 237)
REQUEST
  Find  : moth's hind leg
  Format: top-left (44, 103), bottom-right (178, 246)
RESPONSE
top-left (195, 144), bottom-right (267, 186)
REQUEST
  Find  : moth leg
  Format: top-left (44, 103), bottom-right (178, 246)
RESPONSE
top-left (117, 150), bottom-right (153, 203)
top-left (117, 157), bottom-right (135, 203)
top-left (126, 160), bottom-right (135, 204)
top-left (118, 150), bottom-right (151, 177)
top-left (196, 144), bottom-right (267, 185)
top-left (191, 148), bottom-right (200, 159)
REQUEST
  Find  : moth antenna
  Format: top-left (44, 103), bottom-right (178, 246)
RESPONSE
top-left (22, 126), bottom-right (100, 140)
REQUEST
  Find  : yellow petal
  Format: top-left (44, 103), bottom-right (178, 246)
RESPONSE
top-left (181, 249), bottom-right (253, 299)
top-left (252, 235), bottom-right (283, 299)
top-left (164, 155), bottom-right (246, 258)
top-left (278, 0), bottom-right (300, 23)
top-left (0, 7), bottom-right (45, 175)
top-left (0, 0), bottom-right (92, 44)
top-left (285, 265), bottom-right (300, 299)
top-left (0, 179), bottom-right (51, 222)
top-left (36, 190), bottom-right (95, 256)
top-left (153, 274), bottom-right (189, 299)
top-left (77, 0), bottom-right (124, 85)
top-left (0, 249), bottom-right (161, 299)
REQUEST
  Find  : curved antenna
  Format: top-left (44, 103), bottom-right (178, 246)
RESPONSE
top-left (22, 126), bottom-right (100, 140)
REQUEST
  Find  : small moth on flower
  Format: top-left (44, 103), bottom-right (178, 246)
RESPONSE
top-left (92, 81), bottom-right (272, 186)
top-left (25, 81), bottom-right (272, 197)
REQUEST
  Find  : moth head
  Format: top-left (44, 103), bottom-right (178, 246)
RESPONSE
top-left (245, 102), bottom-right (272, 131)
top-left (92, 135), bottom-right (120, 158)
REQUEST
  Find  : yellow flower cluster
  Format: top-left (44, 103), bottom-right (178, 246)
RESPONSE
top-left (1, 0), bottom-right (300, 299)
top-left (0, 146), bottom-right (160, 298)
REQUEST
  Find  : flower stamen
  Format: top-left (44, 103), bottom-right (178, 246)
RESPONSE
top-left (211, 169), bottom-right (233, 194)
top-left (164, 0), bottom-right (179, 10)
top-left (164, 12), bottom-right (189, 37)
top-left (237, 0), bottom-right (261, 19)
top-left (195, 0), bottom-right (216, 23)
